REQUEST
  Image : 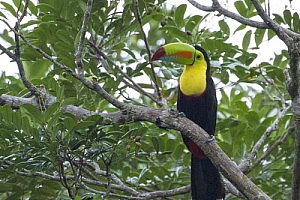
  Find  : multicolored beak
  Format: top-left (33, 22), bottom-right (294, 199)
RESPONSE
top-left (151, 42), bottom-right (196, 65)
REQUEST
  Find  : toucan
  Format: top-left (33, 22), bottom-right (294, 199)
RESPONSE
top-left (152, 42), bottom-right (225, 200)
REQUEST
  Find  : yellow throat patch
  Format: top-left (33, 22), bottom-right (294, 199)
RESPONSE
top-left (179, 62), bottom-right (207, 96)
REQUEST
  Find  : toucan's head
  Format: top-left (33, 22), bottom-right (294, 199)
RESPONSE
top-left (151, 42), bottom-right (210, 72)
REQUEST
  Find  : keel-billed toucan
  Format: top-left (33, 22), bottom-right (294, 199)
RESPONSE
top-left (152, 43), bottom-right (225, 200)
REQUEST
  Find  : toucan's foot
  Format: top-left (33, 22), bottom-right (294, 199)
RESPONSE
top-left (178, 112), bottom-right (186, 118)
top-left (206, 135), bottom-right (215, 143)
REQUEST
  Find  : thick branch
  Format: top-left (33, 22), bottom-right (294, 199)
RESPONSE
top-left (0, 94), bottom-right (131, 124)
top-left (188, 0), bottom-right (267, 28)
top-left (187, 0), bottom-right (300, 40)
top-left (18, 32), bottom-right (271, 199)
top-left (250, 0), bottom-right (299, 43)
top-left (75, 0), bottom-right (93, 76)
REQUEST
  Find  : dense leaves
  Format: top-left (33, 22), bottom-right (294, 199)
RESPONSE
top-left (0, 0), bottom-right (295, 199)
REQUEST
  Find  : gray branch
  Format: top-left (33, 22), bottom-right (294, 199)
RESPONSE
top-left (133, 0), bottom-right (162, 102)
top-left (239, 105), bottom-right (291, 173)
top-left (187, 0), bottom-right (300, 40)
top-left (75, 0), bottom-right (93, 76)
top-left (15, 30), bottom-right (272, 199)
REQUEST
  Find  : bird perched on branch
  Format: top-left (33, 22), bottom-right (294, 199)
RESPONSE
top-left (152, 42), bottom-right (225, 200)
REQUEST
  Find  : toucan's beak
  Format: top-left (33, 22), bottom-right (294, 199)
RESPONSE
top-left (151, 42), bottom-right (196, 65)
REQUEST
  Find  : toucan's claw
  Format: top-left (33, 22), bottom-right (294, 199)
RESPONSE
top-left (178, 112), bottom-right (186, 118)
top-left (206, 135), bottom-right (215, 143)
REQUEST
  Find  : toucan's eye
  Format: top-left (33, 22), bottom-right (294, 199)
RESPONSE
top-left (196, 54), bottom-right (201, 59)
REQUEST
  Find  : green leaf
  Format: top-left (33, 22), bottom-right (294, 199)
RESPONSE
top-left (283, 9), bottom-right (292, 26)
top-left (0, 1), bottom-right (17, 17)
top-left (273, 14), bottom-right (285, 24)
top-left (28, 0), bottom-right (38, 15)
top-left (293, 12), bottom-right (300, 32)
top-left (219, 20), bottom-right (230, 36)
top-left (173, 144), bottom-right (184, 160)
top-left (23, 60), bottom-right (51, 79)
top-left (268, 29), bottom-right (276, 40)
top-left (234, 1), bottom-right (247, 17)
top-left (151, 136), bottom-right (160, 154)
top-left (242, 30), bottom-right (252, 50)
top-left (0, 10), bottom-right (6, 19)
top-left (174, 4), bottom-right (187, 27)
top-left (185, 15), bottom-right (202, 33)
top-left (160, 26), bottom-right (189, 42)
top-left (64, 116), bottom-right (77, 130)
top-left (254, 28), bottom-right (265, 46)
top-left (73, 121), bottom-right (95, 130)
top-left (43, 102), bottom-right (61, 123)
top-left (21, 104), bottom-right (42, 124)
top-left (234, 24), bottom-right (246, 34)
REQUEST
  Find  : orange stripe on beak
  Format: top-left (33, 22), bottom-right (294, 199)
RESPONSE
top-left (174, 51), bottom-right (193, 59)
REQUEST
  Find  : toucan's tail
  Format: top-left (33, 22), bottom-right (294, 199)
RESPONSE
top-left (191, 156), bottom-right (225, 200)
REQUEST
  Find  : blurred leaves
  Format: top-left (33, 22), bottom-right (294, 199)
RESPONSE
top-left (0, 0), bottom-right (294, 199)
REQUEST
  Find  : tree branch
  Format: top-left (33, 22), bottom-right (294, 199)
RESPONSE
top-left (88, 40), bottom-right (164, 107)
top-left (133, 0), bottom-right (162, 102)
top-left (0, 93), bottom-right (132, 124)
top-left (75, 0), bottom-right (93, 76)
top-left (0, 43), bottom-right (17, 60)
top-left (239, 104), bottom-right (291, 173)
top-left (14, 10), bottom-right (39, 95)
top-left (187, 0), bottom-right (300, 40)
top-left (16, 31), bottom-right (272, 199)
top-left (250, 0), bottom-right (299, 43)
top-left (250, 127), bottom-right (293, 171)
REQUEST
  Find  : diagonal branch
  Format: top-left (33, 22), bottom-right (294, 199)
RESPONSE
top-left (17, 0), bottom-right (29, 24)
top-left (12, 1), bottom-right (39, 95)
top-left (188, 0), bottom-right (267, 28)
top-left (75, 0), bottom-right (93, 76)
top-left (249, 127), bottom-right (293, 172)
top-left (0, 43), bottom-right (17, 60)
top-left (250, 0), bottom-right (299, 43)
top-left (187, 0), bottom-right (300, 40)
top-left (89, 40), bottom-right (164, 106)
top-left (239, 105), bottom-right (291, 172)
top-left (133, 0), bottom-right (162, 102)
top-left (18, 31), bottom-right (272, 199)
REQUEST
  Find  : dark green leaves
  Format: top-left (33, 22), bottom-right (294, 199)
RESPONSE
top-left (255, 29), bottom-right (265, 46)
top-left (175, 4), bottom-right (187, 27)
top-left (234, 1), bottom-right (247, 17)
top-left (242, 30), bottom-right (252, 50)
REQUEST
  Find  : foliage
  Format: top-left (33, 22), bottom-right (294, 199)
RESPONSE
top-left (0, 0), bottom-right (296, 199)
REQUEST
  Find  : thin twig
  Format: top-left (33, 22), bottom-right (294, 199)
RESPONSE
top-left (18, 30), bottom-right (272, 199)
top-left (0, 43), bottom-right (17, 60)
top-left (18, 0), bottom-right (30, 24)
top-left (249, 128), bottom-right (293, 172)
top-left (259, 65), bottom-right (286, 107)
top-left (59, 161), bottom-right (75, 199)
top-left (14, 4), bottom-right (39, 95)
top-left (75, 0), bottom-right (93, 76)
top-left (89, 40), bottom-right (164, 106)
top-left (239, 104), bottom-right (291, 172)
top-left (133, 0), bottom-right (162, 102)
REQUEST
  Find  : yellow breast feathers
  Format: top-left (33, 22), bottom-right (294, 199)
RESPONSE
top-left (179, 63), bottom-right (207, 96)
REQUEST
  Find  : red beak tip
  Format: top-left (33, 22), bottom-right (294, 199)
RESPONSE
top-left (152, 47), bottom-right (166, 61)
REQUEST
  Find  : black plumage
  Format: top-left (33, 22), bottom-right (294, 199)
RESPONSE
top-left (177, 46), bottom-right (225, 200)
